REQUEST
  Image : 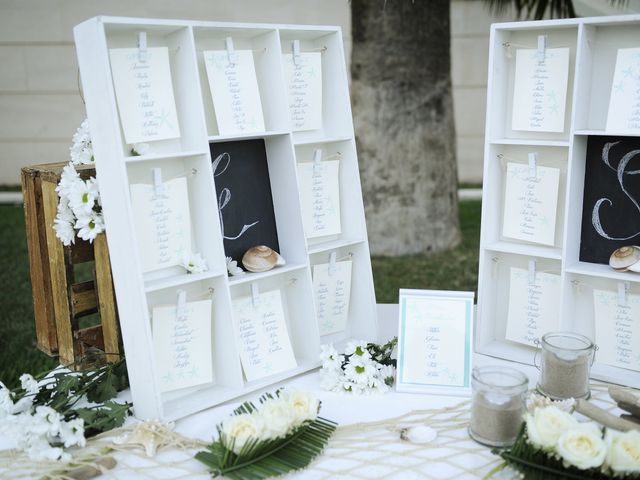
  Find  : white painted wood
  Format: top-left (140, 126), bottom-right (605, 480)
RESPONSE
top-left (74, 16), bottom-right (377, 420)
top-left (477, 14), bottom-right (640, 389)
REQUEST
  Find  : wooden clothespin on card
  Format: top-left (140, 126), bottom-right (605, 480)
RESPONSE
top-left (251, 283), bottom-right (260, 308)
top-left (151, 167), bottom-right (165, 197)
top-left (528, 259), bottom-right (537, 286)
top-left (225, 37), bottom-right (238, 67)
top-left (537, 35), bottom-right (547, 63)
top-left (292, 39), bottom-right (301, 66)
top-left (618, 282), bottom-right (630, 308)
top-left (313, 148), bottom-right (322, 175)
top-left (328, 251), bottom-right (337, 276)
top-left (137, 32), bottom-right (147, 62)
top-left (528, 152), bottom-right (538, 179)
top-left (176, 289), bottom-right (187, 317)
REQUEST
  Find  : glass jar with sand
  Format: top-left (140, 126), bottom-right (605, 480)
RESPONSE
top-left (468, 366), bottom-right (528, 447)
top-left (536, 332), bottom-right (595, 400)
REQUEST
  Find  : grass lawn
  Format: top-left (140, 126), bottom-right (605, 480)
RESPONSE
top-left (0, 200), bottom-right (481, 386)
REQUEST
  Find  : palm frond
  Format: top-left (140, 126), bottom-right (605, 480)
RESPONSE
top-left (484, 0), bottom-right (628, 20)
top-left (492, 424), bottom-right (610, 480)
top-left (196, 416), bottom-right (337, 479)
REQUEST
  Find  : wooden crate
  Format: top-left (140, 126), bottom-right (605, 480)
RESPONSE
top-left (21, 162), bottom-right (122, 367)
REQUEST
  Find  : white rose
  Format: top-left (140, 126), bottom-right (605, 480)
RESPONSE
top-left (556, 424), bottom-right (606, 470)
top-left (605, 429), bottom-right (640, 474)
top-left (259, 399), bottom-right (295, 439)
top-left (221, 413), bottom-right (263, 455)
top-left (525, 405), bottom-right (578, 450)
top-left (280, 390), bottom-right (319, 425)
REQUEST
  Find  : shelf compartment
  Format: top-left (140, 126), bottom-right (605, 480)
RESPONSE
top-left (208, 130), bottom-right (290, 143)
top-left (145, 270), bottom-right (226, 293)
top-left (294, 135), bottom-right (352, 146)
top-left (307, 237), bottom-right (366, 255)
top-left (124, 150), bottom-right (208, 163)
top-left (574, 130), bottom-right (640, 137)
top-left (193, 26), bottom-right (288, 137)
top-left (104, 23), bottom-right (207, 158)
top-left (487, 24), bottom-right (579, 143)
top-left (279, 28), bottom-right (354, 144)
top-left (482, 144), bottom-right (568, 251)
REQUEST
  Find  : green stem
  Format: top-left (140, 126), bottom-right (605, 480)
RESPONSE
top-left (482, 461), bottom-right (507, 480)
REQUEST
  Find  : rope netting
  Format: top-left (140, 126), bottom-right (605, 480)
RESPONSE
top-left (0, 384), bottom-right (622, 480)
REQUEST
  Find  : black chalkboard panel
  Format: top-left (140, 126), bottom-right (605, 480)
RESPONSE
top-left (210, 139), bottom-right (280, 263)
top-left (580, 136), bottom-right (640, 264)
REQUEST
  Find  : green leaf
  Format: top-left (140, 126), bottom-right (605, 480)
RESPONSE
top-left (196, 417), bottom-right (337, 479)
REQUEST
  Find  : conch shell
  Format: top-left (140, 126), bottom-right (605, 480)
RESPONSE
top-left (609, 246), bottom-right (640, 272)
top-left (242, 246), bottom-right (286, 273)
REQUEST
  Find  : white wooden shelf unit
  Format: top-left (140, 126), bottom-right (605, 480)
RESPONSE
top-left (477, 14), bottom-right (640, 388)
top-left (74, 16), bottom-right (377, 420)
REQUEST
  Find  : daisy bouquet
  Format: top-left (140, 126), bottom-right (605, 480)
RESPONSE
top-left (319, 338), bottom-right (397, 394)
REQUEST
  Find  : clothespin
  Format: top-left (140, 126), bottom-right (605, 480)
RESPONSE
top-left (528, 152), bottom-right (538, 179)
top-left (152, 167), bottom-right (164, 197)
top-left (292, 40), bottom-right (301, 66)
top-left (225, 37), bottom-right (238, 66)
top-left (537, 35), bottom-right (546, 63)
top-left (313, 148), bottom-right (322, 174)
top-left (328, 251), bottom-right (337, 276)
top-left (618, 282), bottom-right (630, 307)
top-left (251, 283), bottom-right (260, 308)
top-left (137, 32), bottom-right (147, 63)
top-left (176, 289), bottom-right (187, 316)
top-left (528, 259), bottom-right (537, 286)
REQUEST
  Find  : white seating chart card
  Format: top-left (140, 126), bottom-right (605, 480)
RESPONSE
top-left (605, 48), bottom-right (640, 134)
top-left (297, 159), bottom-right (341, 239)
top-left (396, 289), bottom-right (474, 395)
top-left (152, 298), bottom-right (213, 392)
top-left (502, 162), bottom-right (560, 246)
top-left (283, 52), bottom-right (322, 131)
top-left (109, 47), bottom-right (181, 144)
top-left (312, 260), bottom-right (352, 336)
top-left (593, 289), bottom-right (640, 372)
top-left (129, 177), bottom-right (192, 273)
top-left (506, 267), bottom-right (560, 347)
top-left (203, 50), bottom-right (265, 135)
top-left (232, 289), bottom-right (297, 382)
top-left (511, 48), bottom-right (570, 132)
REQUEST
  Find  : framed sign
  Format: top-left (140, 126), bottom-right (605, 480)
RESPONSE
top-left (396, 289), bottom-right (474, 396)
top-left (580, 136), bottom-right (640, 264)
top-left (210, 139), bottom-right (280, 263)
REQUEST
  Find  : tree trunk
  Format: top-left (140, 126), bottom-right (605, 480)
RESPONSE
top-left (351, 0), bottom-right (461, 256)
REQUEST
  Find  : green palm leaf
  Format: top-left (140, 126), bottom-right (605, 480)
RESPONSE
top-left (195, 393), bottom-right (337, 479)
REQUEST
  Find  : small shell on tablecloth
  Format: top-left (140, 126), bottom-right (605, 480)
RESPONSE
top-left (242, 246), bottom-right (286, 273)
top-left (609, 246), bottom-right (640, 271)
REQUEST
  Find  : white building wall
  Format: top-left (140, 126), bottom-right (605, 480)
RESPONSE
top-left (0, 0), bottom-right (637, 185)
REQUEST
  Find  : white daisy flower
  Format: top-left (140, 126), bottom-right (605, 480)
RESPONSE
top-left (68, 178), bottom-right (99, 217)
top-left (226, 256), bottom-right (245, 276)
top-left (59, 418), bottom-right (86, 448)
top-left (344, 340), bottom-right (371, 360)
top-left (182, 252), bottom-right (208, 274)
top-left (70, 119), bottom-right (94, 165)
top-left (55, 163), bottom-right (81, 199)
top-left (19, 374), bottom-right (39, 395)
top-left (75, 211), bottom-right (104, 242)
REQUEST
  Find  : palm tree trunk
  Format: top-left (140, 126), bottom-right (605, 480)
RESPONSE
top-left (352, 0), bottom-right (461, 255)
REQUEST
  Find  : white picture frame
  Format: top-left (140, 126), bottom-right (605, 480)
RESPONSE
top-left (396, 289), bottom-right (474, 396)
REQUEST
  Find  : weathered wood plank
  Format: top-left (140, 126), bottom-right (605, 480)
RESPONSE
top-left (71, 280), bottom-right (98, 317)
top-left (94, 233), bottom-right (121, 362)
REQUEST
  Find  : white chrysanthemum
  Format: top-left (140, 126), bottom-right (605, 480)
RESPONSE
top-left (345, 361), bottom-right (377, 385)
top-left (319, 344), bottom-right (341, 371)
top-left (525, 405), bottom-right (579, 450)
top-left (280, 390), bottom-right (319, 425)
top-left (34, 406), bottom-right (62, 437)
top-left (70, 119), bottom-right (94, 165)
top-left (59, 418), bottom-right (86, 448)
top-left (605, 429), bottom-right (640, 474)
top-left (319, 369), bottom-right (343, 392)
top-left (75, 211), bottom-right (104, 242)
top-left (68, 178), bottom-right (99, 217)
top-left (55, 163), bottom-right (81, 199)
top-left (226, 256), bottom-right (245, 276)
top-left (131, 142), bottom-right (150, 156)
top-left (53, 198), bottom-right (76, 246)
top-left (25, 435), bottom-right (69, 462)
top-left (344, 340), bottom-right (371, 360)
top-left (182, 252), bottom-right (208, 274)
top-left (556, 424), bottom-right (606, 470)
top-left (259, 398), bottom-right (296, 439)
top-left (377, 364), bottom-right (396, 387)
top-left (19, 374), bottom-right (39, 395)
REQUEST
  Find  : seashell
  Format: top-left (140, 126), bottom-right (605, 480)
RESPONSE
top-left (242, 246), bottom-right (286, 273)
top-left (609, 246), bottom-right (640, 271)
